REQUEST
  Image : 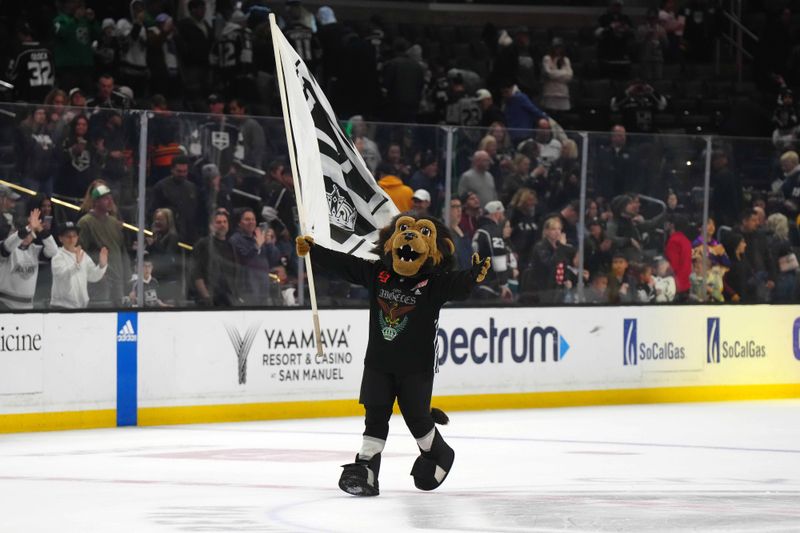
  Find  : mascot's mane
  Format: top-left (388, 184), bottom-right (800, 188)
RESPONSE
top-left (372, 212), bottom-right (457, 275)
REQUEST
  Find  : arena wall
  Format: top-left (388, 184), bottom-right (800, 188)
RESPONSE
top-left (2, 306), bottom-right (799, 433)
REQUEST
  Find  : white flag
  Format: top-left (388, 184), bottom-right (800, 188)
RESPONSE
top-left (272, 20), bottom-right (399, 260)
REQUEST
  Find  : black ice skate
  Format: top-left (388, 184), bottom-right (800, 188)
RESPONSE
top-left (410, 429), bottom-right (454, 491)
top-left (338, 453), bottom-right (381, 496)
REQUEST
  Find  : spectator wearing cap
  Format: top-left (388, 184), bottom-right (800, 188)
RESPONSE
top-left (458, 150), bottom-right (498, 207)
top-left (0, 185), bottom-right (21, 241)
top-left (476, 89), bottom-right (506, 128)
top-left (53, 0), bottom-right (99, 93)
top-left (77, 181), bottom-right (130, 306)
top-left (473, 200), bottom-right (512, 301)
top-left (411, 189), bottom-right (431, 215)
top-left (541, 38), bottom-right (573, 114)
top-left (458, 190), bottom-right (481, 239)
top-left (176, 0), bottom-right (212, 111)
top-left (376, 163), bottom-right (413, 212)
top-left (260, 159), bottom-right (299, 238)
top-left (0, 207), bottom-right (58, 310)
top-left (445, 74), bottom-right (481, 131)
top-left (152, 155), bottom-right (199, 244)
top-left (500, 80), bottom-right (548, 145)
top-left (408, 152), bottom-right (442, 215)
top-left (50, 221), bottom-right (107, 309)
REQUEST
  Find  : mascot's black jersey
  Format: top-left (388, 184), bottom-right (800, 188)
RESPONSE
top-left (309, 245), bottom-right (479, 375)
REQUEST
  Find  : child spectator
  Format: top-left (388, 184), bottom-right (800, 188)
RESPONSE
top-left (50, 221), bottom-right (107, 309)
top-left (585, 271), bottom-right (610, 303)
top-left (129, 258), bottom-right (169, 307)
top-left (653, 256), bottom-right (677, 302)
top-left (635, 263), bottom-right (657, 303)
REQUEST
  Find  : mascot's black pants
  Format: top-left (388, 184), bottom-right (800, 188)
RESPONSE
top-left (359, 367), bottom-right (434, 440)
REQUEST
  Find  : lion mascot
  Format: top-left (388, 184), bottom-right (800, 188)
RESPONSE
top-left (296, 213), bottom-right (491, 496)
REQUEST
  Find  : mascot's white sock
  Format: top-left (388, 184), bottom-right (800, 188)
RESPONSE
top-left (358, 436), bottom-right (386, 461)
top-left (415, 428), bottom-right (436, 452)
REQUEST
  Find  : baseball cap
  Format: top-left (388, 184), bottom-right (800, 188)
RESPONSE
top-left (207, 93), bottom-right (222, 104)
top-left (68, 87), bottom-right (84, 98)
top-left (412, 189), bottom-right (431, 202)
top-left (474, 89), bottom-right (492, 101)
top-left (58, 221), bottom-right (79, 236)
top-left (155, 13), bottom-right (171, 24)
top-left (484, 200), bottom-right (505, 214)
top-left (91, 184), bottom-right (112, 199)
top-left (0, 185), bottom-right (21, 200)
top-left (101, 18), bottom-right (116, 30)
top-left (202, 163), bottom-right (220, 180)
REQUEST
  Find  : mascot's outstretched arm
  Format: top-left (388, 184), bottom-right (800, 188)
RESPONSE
top-left (472, 253), bottom-right (491, 282)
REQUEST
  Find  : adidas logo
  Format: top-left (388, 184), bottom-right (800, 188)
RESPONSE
top-left (117, 320), bottom-right (137, 342)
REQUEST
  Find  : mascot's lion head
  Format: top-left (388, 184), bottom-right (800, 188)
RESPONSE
top-left (374, 214), bottom-right (456, 277)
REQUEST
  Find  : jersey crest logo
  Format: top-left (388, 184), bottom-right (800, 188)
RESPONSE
top-left (377, 298), bottom-right (414, 341)
top-left (211, 131), bottom-right (230, 150)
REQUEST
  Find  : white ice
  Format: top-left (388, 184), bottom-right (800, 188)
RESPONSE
top-left (1, 400), bottom-right (799, 532)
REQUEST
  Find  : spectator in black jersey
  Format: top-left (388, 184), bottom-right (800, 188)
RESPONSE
top-left (595, 124), bottom-right (634, 201)
top-left (142, 207), bottom-right (182, 303)
top-left (93, 19), bottom-right (120, 81)
top-left (56, 114), bottom-right (97, 200)
top-left (7, 22), bottom-right (55, 103)
top-left (476, 89), bottom-right (505, 128)
top-left (610, 80), bottom-right (667, 134)
top-left (187, 93), bottom-right (243, 175)
top-left (382, 38), bottom-right (425, 123)
top-left (507, 188), bottom-right (540, 269)
top-left (473, 200), bottom-right (512, 301)
top-left (595, 0), bottom-right (634, 78)
top-left (92, 109), bottom-right (129, 184)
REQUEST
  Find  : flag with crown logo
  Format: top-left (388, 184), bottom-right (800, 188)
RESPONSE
top-left (272, 22), bottom-right (398, 259)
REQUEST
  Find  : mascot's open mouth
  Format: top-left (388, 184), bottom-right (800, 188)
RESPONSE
top-left (396, 244), bottom-right (422, 262)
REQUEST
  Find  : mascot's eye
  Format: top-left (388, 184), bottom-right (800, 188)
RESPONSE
top-left (420, 227), bottom-right (431, 237)
top-left (399, 224), bottom-right (409, 231)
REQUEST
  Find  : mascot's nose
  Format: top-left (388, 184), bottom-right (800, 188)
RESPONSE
top-left (404, 232), bottom-right (416, 241)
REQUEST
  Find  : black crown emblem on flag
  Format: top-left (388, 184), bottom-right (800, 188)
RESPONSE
top-left (327, 184), bottom-right (357, 232)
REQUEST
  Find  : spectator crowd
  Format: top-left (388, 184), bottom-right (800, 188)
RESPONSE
top-left (0, 0), bottom-right (798, 309)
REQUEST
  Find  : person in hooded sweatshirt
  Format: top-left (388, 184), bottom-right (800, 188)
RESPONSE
top-left (376, 163), bottom-right (413, 212)
top-left (116, 0), bottom-right (151, 98)
top-left (0, 207), bottom-right (58, 310)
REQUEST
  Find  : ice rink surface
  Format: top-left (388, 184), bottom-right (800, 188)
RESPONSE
top-left (1, 400), bottom-right (799, 532)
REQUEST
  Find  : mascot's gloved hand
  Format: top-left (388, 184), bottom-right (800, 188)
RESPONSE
top-left (295, 235), bottom-right (314, 257)
top-left (471, 253), bottom-right (491, 282)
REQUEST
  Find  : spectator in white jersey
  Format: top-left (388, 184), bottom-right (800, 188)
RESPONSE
top-left (50, 221), bottom-right (107, 309)
top-left (0, 208), bottom-right (58, 309)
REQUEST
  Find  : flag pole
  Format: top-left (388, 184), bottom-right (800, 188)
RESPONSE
top-left (269, 13), bottom-right (324, 357)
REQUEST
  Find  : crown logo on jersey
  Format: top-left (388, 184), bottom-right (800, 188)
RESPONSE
top-left (327, 184), bottom-right (357, 232)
